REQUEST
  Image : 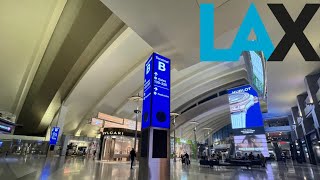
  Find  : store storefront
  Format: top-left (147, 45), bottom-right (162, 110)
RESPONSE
top-left (0, 112), bottom-right (20, 135)
top-left (99, 128), bottom-right (140, 161)
top-left (170, 138), bottom-right (194, 158)
top-left (0, 135), bottom-right (48, 156)
top-left (61, 135), bottom-right (100, 157)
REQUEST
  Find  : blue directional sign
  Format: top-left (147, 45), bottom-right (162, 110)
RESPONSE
top-left (142, 53), bottom-right (171, 129)
top-left (50, 127), bottom-right (60, 145)
top-left (142, 55), bottom-right (153, 129)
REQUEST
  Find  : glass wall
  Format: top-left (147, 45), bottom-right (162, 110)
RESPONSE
top-left (264, 117), bottom-right (289, 127)
top-left (0, 139), bottom-right (48, 156)
top-left (212, 124), bottom-right (232, 142)
top-left (101, 136), bottom-right (137, 161)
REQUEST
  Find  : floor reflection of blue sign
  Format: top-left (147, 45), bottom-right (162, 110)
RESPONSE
top-left (142, 53), bottom-right (171, 129)
top-left (50, 127), bottom-right (60, 145)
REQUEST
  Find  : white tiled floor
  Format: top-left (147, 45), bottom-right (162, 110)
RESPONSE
top-left (0, 156), bottom-right (320, 179)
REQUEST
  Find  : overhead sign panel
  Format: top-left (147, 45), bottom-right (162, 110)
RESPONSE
top-left (98, 112), bottom-right (124, 124)
top-left (142, 53), bottom-right (171, 129)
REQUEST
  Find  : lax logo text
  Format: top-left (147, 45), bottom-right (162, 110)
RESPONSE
top-left (200, 3), bottom-right (320, 62)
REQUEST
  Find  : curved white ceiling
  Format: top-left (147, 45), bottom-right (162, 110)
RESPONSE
top-left (63, 27), bottom-right (153, 134)
top-left (3, 0), bottom-right (318, 139)
top-left (0, 0), bottom-right (66, 115)
top-left (101, 0), bottom-right (320, 118)
top-left (61, 29), bottom-right (248, 137)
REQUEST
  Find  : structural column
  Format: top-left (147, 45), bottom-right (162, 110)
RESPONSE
top-left (46, 105), bottom-right (68, 156)
top-left (297, 93), bottom-right (308, 135)
top-left (297, 93), bottom-right (317, 164)
top-left (170, 112), bottom-right (179, 162)
top-left (194, 126), bottom-right (197, 160)
top-left (139, 52), bottom-right (171, 180)
top-left (305, 74), bottom-right (320, 132)
top-left (129, 95), bottom-right (143, 152)
top-left (203, 128), bottom-right (212, 157)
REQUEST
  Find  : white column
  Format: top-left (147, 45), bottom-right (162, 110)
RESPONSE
top-left (47, 105), bottom-right (68, 156)
top-left (56, 105), bottom-right (68, 142)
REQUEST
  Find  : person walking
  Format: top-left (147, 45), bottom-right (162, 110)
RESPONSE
top-left (281, 152), bottom-right (287, 165)
top-left (260, 153), bottom-right (266, 167)
top-left (93, 150), bottom-right (97, 160)
top-left (184, 152), bottom-right (190, 166)
top-left (130, 148), bottom-right (136, 169)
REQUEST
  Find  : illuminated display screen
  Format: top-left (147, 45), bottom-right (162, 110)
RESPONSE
top-left (249, 51), bottom-right (264, 95)
top-left (98, 113), bottom-right (123, 124)
top-left (142, 53), bottom-right (171, 129)
top-left (229, 85), bottom-right (268, 156)
top-left (92, 118), bottom-right (141, 131)
top-left (0, 124), bottom-right (11, 132)
top-left (234, 134), bottom-right (269, 157)
top-left (228, 85), bottom-right (264, 130)
top-left (50, 127), bottom-right (60, 145)
top-left (91, 118), bottom-right (103, 127)
top-left (95, 113), bottom-right (141, 131)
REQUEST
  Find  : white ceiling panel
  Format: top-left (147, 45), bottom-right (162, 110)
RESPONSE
top-left (0, 0), bottom-right (66, 114)
top-left (63, 27), bottom-right (153, 133)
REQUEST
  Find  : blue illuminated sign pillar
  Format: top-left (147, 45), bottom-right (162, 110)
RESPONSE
top-left (142, 53), bottom-right (171, 129)
top-left (139, 53), bottom-right (171, 180)
top-left (50, 127), bottom-right (60, 145)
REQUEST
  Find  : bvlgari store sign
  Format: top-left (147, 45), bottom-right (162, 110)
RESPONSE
top-left (102, 128), bottom-right (140, 137)
top-left (103, 131), bottom-right (124, 136)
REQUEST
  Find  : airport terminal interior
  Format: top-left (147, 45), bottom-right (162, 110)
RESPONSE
top-left (1, 0), bottom-right (320, 179)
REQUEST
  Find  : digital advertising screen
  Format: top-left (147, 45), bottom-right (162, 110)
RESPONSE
top-left (228, 85), bottom-right (264, 132)
top-left (234, 134), bottom-right (269, 157)
top-left (249, 51), bottom-right (265, 96)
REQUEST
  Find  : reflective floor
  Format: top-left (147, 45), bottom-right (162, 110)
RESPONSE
top-left (0, 156), bottom-right (320, 180)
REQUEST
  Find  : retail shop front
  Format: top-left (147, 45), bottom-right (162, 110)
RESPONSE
top-left (61, 135), bottom-right (100, 157)
top-left (0, 111), bottom-right (20, 134)
top-left (170, 138), bottom-right (194, 158)
top-left (99, 128), bottom-right (140, 161)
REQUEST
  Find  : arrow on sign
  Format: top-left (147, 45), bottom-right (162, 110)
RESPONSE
top-left (154, 72), bottom-right (158, 76)
top-left (154, 87), bottom-right (158, 91)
